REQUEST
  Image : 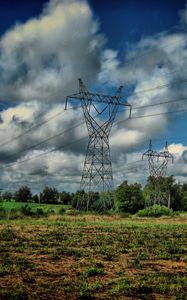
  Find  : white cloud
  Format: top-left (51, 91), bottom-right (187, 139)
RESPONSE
top-left (97, 6), bottom-right (187, 184)
top-left (0, 0), bottom-right (104, 102)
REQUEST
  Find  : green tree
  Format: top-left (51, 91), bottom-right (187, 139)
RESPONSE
top-left (144, 176), bottom-right (186, 211)
top-left (181, 184), bottom-right (187, 211)
top-left (40, 186), bottom-right (58, 204)
top-left (1, 191), bottom-right (13, 201)
top-left (32, 194), bottom-right (39, 203)
top-left (181, 191), bottom-right (187, 211)
top-left (14, 186), bottom-right (32, 202)
top-left (115, 181), bottom-right (144, 213)
top-left (58, 191), bottom-right (72, 205)
top-left (71, 190), bottom-right (86, 208)
top-left (170, 182), bottom-right (186, 211)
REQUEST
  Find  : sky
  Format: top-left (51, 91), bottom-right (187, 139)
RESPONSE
top-left (0, 0), bottom-right (187, 193)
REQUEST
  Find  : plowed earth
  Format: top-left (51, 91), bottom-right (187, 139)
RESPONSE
top-left (0, 215), bottom-right (186, 299)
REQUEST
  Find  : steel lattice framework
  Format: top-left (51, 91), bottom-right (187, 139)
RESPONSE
top-left (142, 140), bottom-right (174, 204)
top-left (65, 79), bottom-right (132, 196)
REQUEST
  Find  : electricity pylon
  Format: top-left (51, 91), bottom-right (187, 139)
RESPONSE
top-left (65, 79), bottom-right (131, 210)
top-left (142, 140), bottom-right (174, 205)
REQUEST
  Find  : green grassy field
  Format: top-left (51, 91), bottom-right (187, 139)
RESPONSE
top-left (0, 212), bottom-right (187, 300)
top-left (0, 201), bottom-right (68, 213)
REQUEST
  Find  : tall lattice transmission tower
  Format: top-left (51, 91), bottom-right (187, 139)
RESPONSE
top-left (65, 79), bottom-right (132, 198)
top-left (142, 140), bottom-right (174, 205)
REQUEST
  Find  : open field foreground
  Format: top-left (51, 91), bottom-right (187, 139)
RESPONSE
top-left (0, 214), bottom-right (187, 300)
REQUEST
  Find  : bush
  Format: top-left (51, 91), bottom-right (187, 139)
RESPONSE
top-left (20, 205), bottom-right (47, 217)
top-left (35, 207), bottom-right (45, 216)
top-left (58, 207), bottom-right (66, 215)
top-left (46, 208), bottom-right (55, 215)
top-left (20, 205), bottom-right (33, 216)
top-left (136, 204), bottom-right (178, 217)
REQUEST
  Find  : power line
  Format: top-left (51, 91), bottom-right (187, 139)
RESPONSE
top-left (1, 115), bottom-right (87, 163)
top-left (116, 107), bottom-right (187, 127)
top-left (1, 61), bottom-right (187, 151)
top-left (1, 106), bottom-right (186, 171)
top-left (0, 109), bottom-right (103, 169)
top-left (0, 105), bottom-right (81, 149)
top-left (1, 92), bottom-right (187, 172)
top-left (0, 27), bottom-right (186, 106)
top-left (2, 135), bottom-right (86, 170)
top-left (117, 95), bottom-right (187, 115)
top-left (1, 139), bottom-right (184, 193)
top-left (0, 107), bottom-right (105, 165)
top-left (133, 96), bottom-right (187, 110)
top-left (122, 26), bottom-right (187, 69)
top-left (1, 87), bottom-right (187, 154)
top-left (131, 108), bottom-right (187, 120)
top-left (1, 159), bottom-right (146, 191)
top-left (123, 77), bottom-right (187, 98)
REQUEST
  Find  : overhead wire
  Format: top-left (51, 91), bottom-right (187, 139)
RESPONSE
top-left (123, 77), bottom-right (187, 98)
top-left (121, 24), bottom-right (187, 69)
top-left (1, 113), bottom-right (86, 163)
top-left (133, 96), bottom-right (187, 110)
top-left (0, 109), bottom-right (102, 170)
top-left (1, 47), bottom-right (187, 173)
top-left (2, 105), bottom-right (186, 172)
top-left (2, 37), bottom-right (187, 150)
top-left (0, 104), bottom-right (82, 149)
top-left (0, 24), bottom-right (187, 106)
top-left (1, 24), bottom-right (187, 187)
top-left (1, 82), bottom-right (187, 154)
top-left (0, 100), bottom-right (186, 176)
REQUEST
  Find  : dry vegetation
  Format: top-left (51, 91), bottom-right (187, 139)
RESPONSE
top-left (0, 214), bottom-right (187, 299)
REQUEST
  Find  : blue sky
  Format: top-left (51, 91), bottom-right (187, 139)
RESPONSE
top-left (0, 0), bottom-right (187, 193)
top-left (89, 0), bottom-right (186, 49)
top-left (0, 0), bottom-right (185, 46)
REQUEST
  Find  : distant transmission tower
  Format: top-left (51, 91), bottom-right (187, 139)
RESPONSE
top-left (65, 79), bottom-right (131, 209)
top-left (142, 140), bottom-right (174, 205)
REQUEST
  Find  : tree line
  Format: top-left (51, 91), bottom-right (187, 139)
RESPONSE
top-left (0, 176), bottom-right (187, 213)
top-left (0, 186), bottom-right (72, 205)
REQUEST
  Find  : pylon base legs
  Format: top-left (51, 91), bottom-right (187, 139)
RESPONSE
top-left (76, 192), bottom-right (114, 213)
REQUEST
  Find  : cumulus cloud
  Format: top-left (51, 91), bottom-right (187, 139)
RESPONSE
top-left (0, 101), bottom-right (88, 161)
top-left (0, 0), bottom-right (103, 192)
top-left (5, 149), bottom-right (84, 193)
top-left (98, 5), bottom-right (187, 181)
top-left (167, 143), bottom-right (187, 179)
top-left (0, 0), bottom-right (104, 102)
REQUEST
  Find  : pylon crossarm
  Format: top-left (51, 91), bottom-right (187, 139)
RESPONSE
top-left (158, 151), bottom-right (174, 163)
top-left (65, 94), bottom-right (132, 118)
top-left (66, 91), bottom-right (130, 105)
top-left (142, 150), bottom-right (158, 161)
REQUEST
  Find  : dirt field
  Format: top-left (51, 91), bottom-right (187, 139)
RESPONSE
top-left (0, 214), bottom-right (187, 299)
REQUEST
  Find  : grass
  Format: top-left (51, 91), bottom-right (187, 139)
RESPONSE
top-left (0, 213), bottom-right (186, 299)
top-left (1, 200), bottom-right (68, 213)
